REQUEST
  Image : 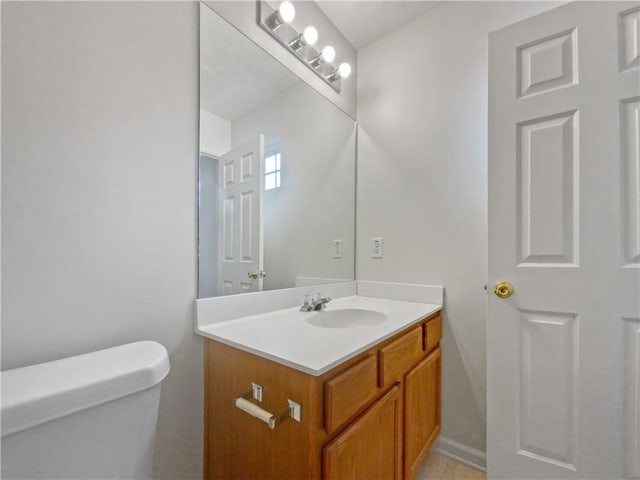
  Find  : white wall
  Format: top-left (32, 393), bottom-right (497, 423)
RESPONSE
top-left (1, 3), bottom-right (202, 479)
top-left (198, 154), bottom-right (219, 298)
top-left (231, 84), bottom-right (356, 290)
top-left (198, 109), bottom-right (229, 298)
top-left (200, 109), bottom-right (230, 157)
top-left (356, 1), bottom-right (564, 459)
top-left (2, 1), bottom-right (569, 475)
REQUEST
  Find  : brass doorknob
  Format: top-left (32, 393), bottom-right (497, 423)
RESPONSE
top-left (493, 281), bottom-right (514, 298)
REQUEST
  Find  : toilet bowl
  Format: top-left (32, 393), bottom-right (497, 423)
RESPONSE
top-left (1, 341), bottom-right (170, 479)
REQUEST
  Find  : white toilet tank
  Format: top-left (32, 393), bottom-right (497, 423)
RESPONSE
top-left (1, 341), bottom-right (170, 480)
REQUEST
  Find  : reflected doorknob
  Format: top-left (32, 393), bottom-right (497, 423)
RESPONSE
top-left (247, 271), bottom-right (267, 280)
top-left (493, 281), bottom-right (514, 298)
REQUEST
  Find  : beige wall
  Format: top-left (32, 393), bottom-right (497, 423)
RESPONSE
top-left (356, 1), bottom-right (564, 460)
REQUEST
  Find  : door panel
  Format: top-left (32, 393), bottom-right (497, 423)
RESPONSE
top-left (621, 97), bottom-right (640, 266)
top-left (518, 311), bottom-right (577, 469)
top-left (404, 347), bottom-right (441, 480)
top-left (219, 136), bottom-right (264, 295)
top-left (240, 190), bottom-right (254, 261)
top-left (624, 318), bottom-right (640, 479)
top-left (517, 111), bottom-right (577, 266)
top-left (619, 6), bottom-right (640, 72)
top-left (323, 385), bottom-right (402, 480)
top-left (488, 2), bottom-right (640, 479)
top-left (517, 29), bottom-right (577, 98)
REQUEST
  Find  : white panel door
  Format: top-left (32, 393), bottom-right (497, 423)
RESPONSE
top-left (218, 135), bottom-right (264, 295)
top-left (488, 2), bottom-right (640, 479)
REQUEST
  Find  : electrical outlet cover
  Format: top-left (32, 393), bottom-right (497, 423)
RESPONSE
top-left (332, 239), bottom-right (343, 258)
top-left (370, 237), bottom-right (383, 258)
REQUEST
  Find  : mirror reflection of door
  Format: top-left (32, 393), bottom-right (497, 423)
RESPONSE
top-left (218, 135), bottom-right (265, 295)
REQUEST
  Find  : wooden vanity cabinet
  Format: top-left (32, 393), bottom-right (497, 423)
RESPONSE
top-left (404, 347), bottom-right (442, 479)
top-left (324, 355), bottom-right (378, 434)
top-left (323, 384), bottom-right (403, 480)
top-left (203, 312), bottom-right (442, 480)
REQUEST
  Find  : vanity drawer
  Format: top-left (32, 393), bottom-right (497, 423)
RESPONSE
top-left (424, 316), bottom-right (442, 354)
top-left (324, 355), bottom-right (378, 434)
top-left (378, 326), bottom-right (423, 388)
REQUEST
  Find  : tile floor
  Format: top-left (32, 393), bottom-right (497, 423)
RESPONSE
top-left (415, 453), bottom-right (486, 480)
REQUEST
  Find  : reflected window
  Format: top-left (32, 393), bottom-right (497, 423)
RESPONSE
top-left (264, 139), bottom-right (281, 191)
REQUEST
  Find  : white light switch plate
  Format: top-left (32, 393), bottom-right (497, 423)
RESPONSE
top-left (332, 239), bottom-right (343, 258)
top-left (370, 237), bottom-right (383, 258)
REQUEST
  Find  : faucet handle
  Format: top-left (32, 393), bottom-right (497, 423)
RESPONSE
top-left (299, 295), bottom-right (313, 312)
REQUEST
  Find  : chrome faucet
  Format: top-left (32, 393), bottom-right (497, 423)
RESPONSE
top-left (300, 293), bottom-right (331, 312)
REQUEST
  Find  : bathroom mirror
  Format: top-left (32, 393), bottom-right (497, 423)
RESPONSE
top-left (198, 3), bottom-right (356, 298)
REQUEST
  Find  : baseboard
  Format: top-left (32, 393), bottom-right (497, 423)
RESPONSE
top-left (432, 436), bottom-right (487, 472)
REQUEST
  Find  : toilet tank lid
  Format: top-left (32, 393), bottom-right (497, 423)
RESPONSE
top-left (1, 341), bottom-right (170, 437)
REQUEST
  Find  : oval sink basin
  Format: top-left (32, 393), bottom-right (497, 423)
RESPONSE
top-left (306, 308), bottom-right (387, 329)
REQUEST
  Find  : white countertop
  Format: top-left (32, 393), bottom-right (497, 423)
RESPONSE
top-left (196, 295), bottom-right (441, 376)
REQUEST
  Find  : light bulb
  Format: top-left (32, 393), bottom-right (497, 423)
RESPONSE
top-left (321, 46), bottom-right (336, 63)
top-left (278, 1), bottom-right (295, 23)
top-left (338, 62), bottom-right (351, 78)
top-left (303, 26), bottom-right (318, 46)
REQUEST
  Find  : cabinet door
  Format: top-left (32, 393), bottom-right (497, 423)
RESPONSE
top-left (323, 385), bottom-right (402, 480)
top-left (404, 347), bottom-right (441, 480)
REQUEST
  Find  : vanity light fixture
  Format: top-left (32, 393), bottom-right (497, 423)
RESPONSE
top-left (326, 62), bottom-right (352, 82)
top-left (309, 46), bottom-right (336, 69)
top-left (289, 26), bottom-right (318, 51)
top-left (338, 63), bottom-right (352, 78)
top-left (265, 0), bottom-right (295, 30)
top-left (321, 45), bottom-right (336, 63)
top-left (257, 0), bottom-right (351, 93)
top-left (308, 51), bottom-right (324, 68)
